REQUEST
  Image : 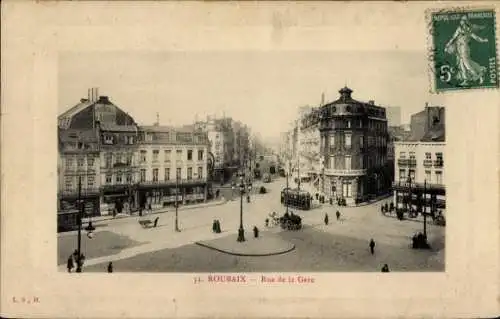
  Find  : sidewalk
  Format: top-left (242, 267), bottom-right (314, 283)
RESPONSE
top-left (81, 199), bottom-right (227, 224)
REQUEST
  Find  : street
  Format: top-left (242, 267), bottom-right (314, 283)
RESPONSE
top-left (58, 177), bottom-right (444, 272)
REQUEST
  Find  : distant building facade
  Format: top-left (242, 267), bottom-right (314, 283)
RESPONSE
top-left (386, 106), bottom-right (401, 127)
top-left (298, 107), bottom-right (322, 190)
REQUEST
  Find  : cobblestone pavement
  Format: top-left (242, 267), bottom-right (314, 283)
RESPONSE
top-left (83, 226), bottom-right (443, 273)
top-left (57, 231), bottom-right (143, 265)
top-left (58, 178), bottom-right (444, 272)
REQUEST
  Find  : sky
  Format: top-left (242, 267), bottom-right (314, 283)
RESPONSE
top-left (59, 51), bottom-right (446, 142)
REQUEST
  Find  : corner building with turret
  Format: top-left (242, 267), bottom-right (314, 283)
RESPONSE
top-left (318, 87), bottom-right (390, 205)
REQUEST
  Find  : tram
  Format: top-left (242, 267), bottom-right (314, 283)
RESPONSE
top-left (280, 188), bottom-right (312, 210)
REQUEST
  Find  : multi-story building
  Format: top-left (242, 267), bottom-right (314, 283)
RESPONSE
top-left (58, 89), bottom-right (140, 216)
top-left (393, 106), bottom-right (445, 214)
top-left (318, 87), bottom-right (390, 205)
top-left (136, 125), bottom-right (210, 209)
top-left (98, 121), bottom-right (140, 215)
top-left (58, 128), bottom-right (101, 219)
top-left (298, 107), bottom-right (322, 191)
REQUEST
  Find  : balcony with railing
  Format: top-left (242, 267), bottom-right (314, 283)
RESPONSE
top-left (434, 160), bottom-right (444, 168)
top-left (139, 178), bottom-right (207, 188)
top-left (58, 187), bottom-right (100, 197)
top-left (392, 181), bottom-right (445, 192)
top-left (324, 168), bottom-right (367, 176)
top-left (423, 159), bottom-right (433, 167)
top-left (397, 158), bottom-right (408, 166)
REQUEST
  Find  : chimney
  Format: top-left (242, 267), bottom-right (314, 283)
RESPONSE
top-left (98, 96), bottom-right (110, 104)
top-left (368, 100), bottom-right (375, 105)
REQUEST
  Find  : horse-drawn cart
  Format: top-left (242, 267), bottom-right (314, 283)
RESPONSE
top-left (139, 216), bottom-right (159, 229)
top-left (279, 213), bottom-right (302, 231)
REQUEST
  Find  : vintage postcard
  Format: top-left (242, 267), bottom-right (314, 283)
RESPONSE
top-left (1, 1), bottom-right (499, 318)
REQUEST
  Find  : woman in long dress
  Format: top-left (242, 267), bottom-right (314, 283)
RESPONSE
top-left (445, 15), bottom-right (489, 85)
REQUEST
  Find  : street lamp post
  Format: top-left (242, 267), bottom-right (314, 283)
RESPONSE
top-left (76, 176), bottom-right (83, 272)
top-left (175, 175), bottom-right (180, 232)
top-left (75, 176), bottom-right (94, 273)
top-left (237, 176), bottom-right (246, 242)
top-left (423, 179), bottom-right (428, 238)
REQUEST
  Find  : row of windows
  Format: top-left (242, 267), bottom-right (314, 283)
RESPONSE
top-left (105, 173), bottom-right (134, 185)
top-left (399, 151), bottom-right (443, 161)
top-left (103, 135), bottom-right (135, 145)
top-left (326, 154), bottom-right (386, 170)
top-left (137, 167), bottom-right (204, 183)
top-left (64, 175), bottom-right (95, 190)
top-left (399, 169), bottom-right (443, 184)
top-left (322, 134), bottom-right (386, 150)
top-left (105, 153), bottom-right (134, 168)
top-left (65, 156), bottom-right (96, 169)
top-left (139, 149), bottom-right (204, 163)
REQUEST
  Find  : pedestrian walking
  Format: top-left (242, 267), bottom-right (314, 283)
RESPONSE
top-left (212, 219), bottom-right (217, 233)
top-left (336, 210), bottom-right (341, 221)
top-left (107, 262), bottom-right (113, 273)
top-left (253, 226), bottom-right (259, 238)
top-left (67, 256), bottom-right (74, 273)
top-left (369, 238), bottom-right (376, 255)
top-left (381, 264), bottom-right (390, 272)
top-left (324, 213), bottom-right (329, 225)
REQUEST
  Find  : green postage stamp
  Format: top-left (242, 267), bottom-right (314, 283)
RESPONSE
top-left (431, 9), bottom-right (498, 92)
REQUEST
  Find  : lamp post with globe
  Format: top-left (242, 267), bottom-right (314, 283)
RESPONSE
top-left (237, 176), bottom-right (252, 242)
top-left (75, 176), bottom-right (95, 273)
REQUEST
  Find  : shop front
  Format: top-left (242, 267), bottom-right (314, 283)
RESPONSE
top-left (392, 182), bottom-right (446, 214)
top-left (325, 172), bottom-right (366, 205)
top-left (58, 189), bottom-right (101, 217)
top-left (138, 180), bottom-right (208, 210)
top-left (100, 184), bottom-right (138, 216)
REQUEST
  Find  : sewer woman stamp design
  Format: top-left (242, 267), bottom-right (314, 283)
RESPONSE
top-left (430, 8), bottom-right (498, 92)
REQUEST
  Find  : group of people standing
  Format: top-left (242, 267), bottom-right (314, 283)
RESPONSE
top-left (67, 249), bottom-right (114, 273)
top-left (66, 250), bottom-right (85, 273)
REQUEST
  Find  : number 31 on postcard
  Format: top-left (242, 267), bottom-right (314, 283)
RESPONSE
top-left (430, 8), bottom-right (498, 92)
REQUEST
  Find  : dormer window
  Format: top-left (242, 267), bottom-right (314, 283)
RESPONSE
top-left (104, 135), bottom-right (113, 144)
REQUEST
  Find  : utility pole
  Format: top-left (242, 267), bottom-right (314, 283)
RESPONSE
top-left (175, 175), bottom-right (180, 232)
top-left (286, 161), bottom-right (290, 215)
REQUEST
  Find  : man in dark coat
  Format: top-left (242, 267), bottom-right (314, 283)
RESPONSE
top-left (107, 262), bottom-right (113, 273)
top-left (381, 264), bottom-right (390, 272)
top-left (369, 239), bottom-right (376, 255)
top-left (67, 256), bottom-right (74, 273)
top-left (336, 210), bottom-right (341, 221)
top-left (324, 213), bottom-right (329, 225)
